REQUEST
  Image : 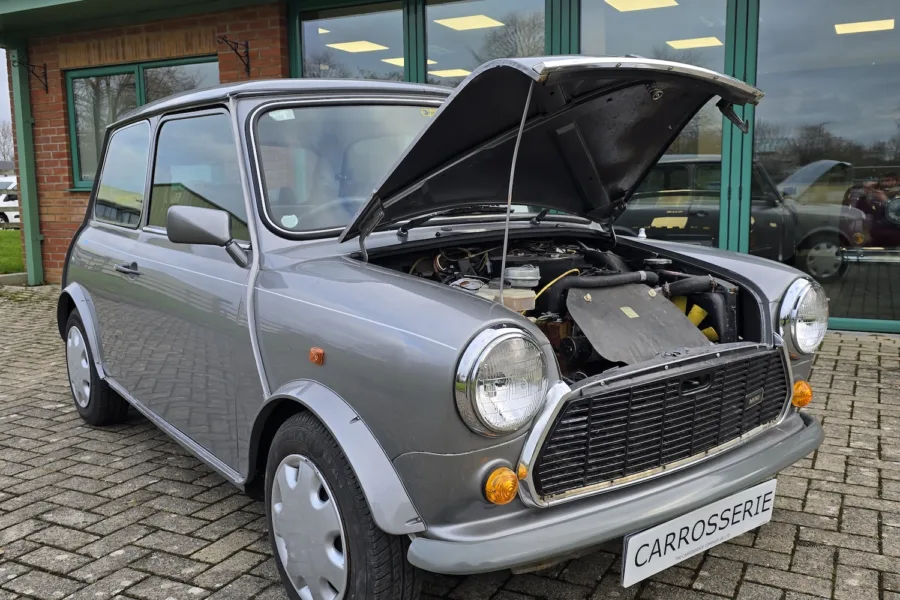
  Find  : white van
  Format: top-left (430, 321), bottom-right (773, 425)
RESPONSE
top-left (0, 176), bottom-right (19, 224)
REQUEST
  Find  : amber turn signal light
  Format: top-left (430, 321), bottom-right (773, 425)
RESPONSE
top-left (309, 347), bottom-right (325, 366)
top-left (485, 466), bottom-right (519, 505)
top-left (792, 380), bottom-right (813, 408)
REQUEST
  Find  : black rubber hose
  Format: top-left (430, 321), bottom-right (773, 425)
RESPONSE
top-left (547, 271), bottom-right (659, 314)
top-left (663, 275), bottom-right (715, 298)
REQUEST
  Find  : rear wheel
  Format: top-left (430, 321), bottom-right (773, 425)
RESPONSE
top-left (0, 213), bottom-right (8, 224)
top-left (65, 310), bottom-right (129, 426)
top-left (265, 412), bottom-right (421, 600)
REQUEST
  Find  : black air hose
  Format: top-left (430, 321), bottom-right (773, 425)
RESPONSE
top-left (547, 271), bottom-right (659, 314)
top-left (662, 275), bottom-right (715, 298)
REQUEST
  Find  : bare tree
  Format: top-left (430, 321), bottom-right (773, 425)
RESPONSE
top-left (0, 120), bottom-right (14, 162)
top-left (302, 51), bottom-right (351, 79)
top-left (649, 45), bottom-right (704, 68)
top-left (472, 11), bottom-right (545, 67)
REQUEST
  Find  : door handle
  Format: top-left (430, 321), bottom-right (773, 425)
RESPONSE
top-left (115, 262), bottom-right (141, 276)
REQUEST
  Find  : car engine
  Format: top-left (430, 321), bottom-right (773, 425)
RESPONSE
top-left (378, 239), bottom-right (741, 382)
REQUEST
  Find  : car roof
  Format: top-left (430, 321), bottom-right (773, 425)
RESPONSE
top-left (116, 78), bottom-right (452, 125)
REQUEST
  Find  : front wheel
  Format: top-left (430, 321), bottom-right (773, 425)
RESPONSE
top-left (0, 213), bottom-right (8, 224)
top-left (265, 412), bottom-right (422, 600)
top-left (796, 237), bottom-right (847, 284)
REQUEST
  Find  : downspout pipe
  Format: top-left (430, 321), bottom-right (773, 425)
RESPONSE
top-left (9, 43), bottom-right (43, 285)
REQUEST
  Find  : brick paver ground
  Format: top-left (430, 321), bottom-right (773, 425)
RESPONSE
top-left (2, 285), bottom-right (899, 600)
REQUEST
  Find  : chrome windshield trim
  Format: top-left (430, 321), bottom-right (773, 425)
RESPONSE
top-left (517, 341), bottom-right (794, 508)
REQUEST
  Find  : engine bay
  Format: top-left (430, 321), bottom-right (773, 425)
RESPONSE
top-left (376, 239), bottom-right (744, 382)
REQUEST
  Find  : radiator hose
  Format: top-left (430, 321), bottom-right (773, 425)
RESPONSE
top-left (547, 270), bottom-right (659, 314)
top-left (662, 275), bottom-right (716, 298)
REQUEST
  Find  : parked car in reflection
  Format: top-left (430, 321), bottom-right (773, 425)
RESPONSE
top-left (0, 177), bottom-right (19, 224)
top-left (613, 155), bottom-right (867, 283)
top-left (840, 173), bottom-right (900, 263)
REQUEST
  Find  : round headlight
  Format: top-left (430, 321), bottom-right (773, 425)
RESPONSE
top-left (455, 328), bottom-right (548, 436)
top-left (779, 279), bottom-right (828, 355)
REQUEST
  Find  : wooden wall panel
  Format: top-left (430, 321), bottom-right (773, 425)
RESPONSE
top-left (59, 27), bottom-right (217, 69)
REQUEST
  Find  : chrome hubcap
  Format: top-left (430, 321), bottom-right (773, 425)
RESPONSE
top-left (806, 242), bottom-right (842, 280)
top-left (66, 326), bottom-right (91, 408)
top-left (271, 454), bottom-right (347, 600)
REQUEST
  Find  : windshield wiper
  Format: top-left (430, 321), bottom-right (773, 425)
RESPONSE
top-left (396, 205), bottom-right (510, 238)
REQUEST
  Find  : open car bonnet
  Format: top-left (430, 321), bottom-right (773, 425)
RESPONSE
top-left (338, 56), bottom-right (763, 244)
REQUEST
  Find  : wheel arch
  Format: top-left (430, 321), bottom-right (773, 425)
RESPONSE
top-left (246, 379), bottom-right (426, 536)
top-left (797, 227), bottom-right (850, 249)
top-left (58, 282), bottom-right (107, 379)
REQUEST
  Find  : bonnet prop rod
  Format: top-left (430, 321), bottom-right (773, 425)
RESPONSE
top-left (498, 80), bottom-right (535, 306)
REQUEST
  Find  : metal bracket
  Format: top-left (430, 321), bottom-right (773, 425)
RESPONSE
top-left (11, 59), bottom-right (48, 93)
top-left (216, 36), bottom-right (250, 77)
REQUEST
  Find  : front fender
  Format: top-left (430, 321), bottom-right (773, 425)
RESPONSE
top-left (252, 379), bottom-right (425, 536)
top-left (58, 282), bottom-right (107, 379)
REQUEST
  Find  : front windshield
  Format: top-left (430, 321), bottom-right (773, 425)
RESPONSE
top-left (255, 103), bottom-right (438, 233)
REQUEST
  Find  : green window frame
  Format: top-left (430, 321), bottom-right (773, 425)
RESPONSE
top-left (65, 56), bottom-right (218, 190)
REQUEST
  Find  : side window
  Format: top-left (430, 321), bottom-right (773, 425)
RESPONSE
top-left (633, 165), bottom-right (691, 207)
top-left (148, 113), bottom-right (249, 240)
top-left (94, 122), bottom-right (150, 227)
top-left (693, 164), bottom-right (722, 207)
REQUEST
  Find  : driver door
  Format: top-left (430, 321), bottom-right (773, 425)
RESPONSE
top-left (117, 110), bottom-right (260, 472)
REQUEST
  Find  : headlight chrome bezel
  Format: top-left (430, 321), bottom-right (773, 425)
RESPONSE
top-left (779, 278), bottom-right (828, 356)
top-left (455, 327), bottom-right (548, 437)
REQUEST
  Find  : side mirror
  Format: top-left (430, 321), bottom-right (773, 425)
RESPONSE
top-left (166, 205), bottom-right (249, 267)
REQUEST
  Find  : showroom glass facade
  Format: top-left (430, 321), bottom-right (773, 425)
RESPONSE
top-left (290, 0), bottom-right (900, 332)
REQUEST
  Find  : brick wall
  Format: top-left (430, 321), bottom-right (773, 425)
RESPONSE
top-left (9, 1), bottom-right (289, 283)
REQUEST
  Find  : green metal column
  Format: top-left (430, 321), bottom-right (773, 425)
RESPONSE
top-left (719, 0), bottom-right (758, 253)
top-left (9, 44), bottom-right (43, 285)
top-left (546, 0), bottom-right (579, 55)
top-left (403, 0), bottom-right (426, 82)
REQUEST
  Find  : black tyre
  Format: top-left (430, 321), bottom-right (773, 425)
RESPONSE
top-left (65, 310), bottom-right (129, 426)
top-left (795, 235), bottom-right (847, 284)
top-left (265, 412), bottom-right (421, 600)
top-left (0, 213), bottom-right (8, 224)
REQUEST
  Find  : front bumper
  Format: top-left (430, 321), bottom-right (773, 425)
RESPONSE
top-left (407, 410), bottom-right (823, 575)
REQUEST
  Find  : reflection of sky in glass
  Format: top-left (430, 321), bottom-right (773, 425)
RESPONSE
top-left (581, 0), bottom-right (725, 70)
top-left (301, 3), bottom-right (404, 80)
top-left (756, 0), bottom-right (900, 151)
top-left (425, 0), bottom-right (545, 86)
top-left (100, 123), bottom-right (149, 196)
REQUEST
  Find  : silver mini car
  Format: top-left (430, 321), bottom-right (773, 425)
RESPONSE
top-left (60, 56), bottom-right (826, 599)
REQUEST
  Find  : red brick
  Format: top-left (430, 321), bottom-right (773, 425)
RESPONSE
top-left (9, 1), bottom-right (288, 281)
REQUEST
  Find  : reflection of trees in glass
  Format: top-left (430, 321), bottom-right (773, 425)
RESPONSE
top-left (756, 119), bottom-right (900, 183)
top-left (302, 49), bottom-right (402, 81)
top-left (472, 11), bottom-right (545, 66)
top-left (649, 45), bottom-right (705, 69)
top-left (73, 75), bottom-right (137, 180)
top-left (144, 65), bottom-right (205, 103)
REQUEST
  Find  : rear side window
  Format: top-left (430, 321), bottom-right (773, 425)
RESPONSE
top-left (148, 113), bottom-right (249, 240)
top-left (94, 122), bottom-right (150, 227)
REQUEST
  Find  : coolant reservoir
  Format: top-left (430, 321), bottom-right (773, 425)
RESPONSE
top-left (476, 287), bottom-right (537, 312)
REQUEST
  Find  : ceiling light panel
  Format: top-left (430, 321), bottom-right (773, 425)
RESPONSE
top-left (326, 41), bottom-right (389, 53)
top-left (428, 68), bottom-right (471, 77)
top-left (604, 0), bottom-right (678, 12)
top-left (834, 19), bottom-right (894, 34)
top-left (433, 15), bottom-right (504, 31)
top-left (666, 36), bottom-right (723, 49)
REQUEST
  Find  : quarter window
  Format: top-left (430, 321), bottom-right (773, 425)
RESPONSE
top-left (94, 122), bottom-right (151, 228)
top-left (67, 58), bottom-right (219, 188)
top-left (148, 113), bottom-right (249, 241)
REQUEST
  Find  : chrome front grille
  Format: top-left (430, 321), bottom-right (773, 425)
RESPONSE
top-left (533, 348), bottom-right (790, 499)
